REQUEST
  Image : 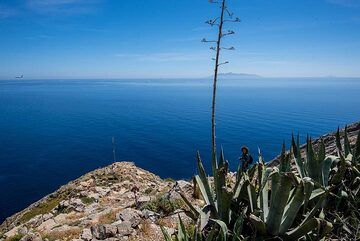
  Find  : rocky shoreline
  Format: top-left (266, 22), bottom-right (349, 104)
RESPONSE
top-left (1, 122), bottom-right (359, 241)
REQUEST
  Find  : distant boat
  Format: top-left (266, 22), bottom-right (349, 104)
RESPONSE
top-left (15, 75), bottom-right (23, 79)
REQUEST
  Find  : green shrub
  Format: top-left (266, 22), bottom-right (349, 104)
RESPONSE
top-left (5, 234), bottom-right (23, 241)
top-left (20, 196), bottom-right (64, 223)
top-left (80, 196), bottom-right (96, 205)
top-left (140, 196), bottom-right (184, 215)
top-left (164, 178), bottom-right (175, 183)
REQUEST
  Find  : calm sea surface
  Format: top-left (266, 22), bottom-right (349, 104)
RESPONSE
top-left (0, 78), bottom-right (359, 221)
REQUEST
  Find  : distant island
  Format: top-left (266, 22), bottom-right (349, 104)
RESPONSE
top-left (217, 72), bottom-right (262, 79)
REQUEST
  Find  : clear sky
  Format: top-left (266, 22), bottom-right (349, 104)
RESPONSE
top-left (0, 0), bottom-right (359, 79)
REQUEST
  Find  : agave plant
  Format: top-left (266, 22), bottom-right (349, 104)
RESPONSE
top-left (161, 148), bottom-right (250, 240)
top-left (291, 134), bottom-right (338, 187)
top-left (163, 145), bottom-right (333, 241)
top-left (324, 126), bottom-right (360, 239)
top-left (247, 146), bottom-right (332, 240)
top-left (161, 215), bottom-right (201, 241)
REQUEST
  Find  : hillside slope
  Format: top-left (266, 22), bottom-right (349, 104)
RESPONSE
top-left (1, 122), bottom-right (359, 241)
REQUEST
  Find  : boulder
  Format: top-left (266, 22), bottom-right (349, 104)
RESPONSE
top-left (141, 209), bottom-right (159, 222)
top-left (116, 209), bottom-right (141, 228)
top-left (80, 228), bottom-right (92, 241)
top-left (115, 221), bottom-right (133, 237)
top-left (18, 226), bottom-right (28, 236)
top-left (36, 219), bottom-right (57, 232)
top-left (4, 226), bottom-right (21, 238)
top-left (136, 196), bottom-right (150, 206)
top-left (90, 224), bottom-right (117, 240)
top-left (27, 215), bottom-right (43, 227)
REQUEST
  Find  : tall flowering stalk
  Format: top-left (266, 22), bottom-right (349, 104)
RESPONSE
top-left (202, 0), bottom-right (240, 172)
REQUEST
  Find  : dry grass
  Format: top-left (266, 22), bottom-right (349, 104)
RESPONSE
top-left (138, 220), bottom-right (153, 236)
top-left (97, 210), bottom-right (116, 224)
top-left (42, 228), bottom-right (81, 241)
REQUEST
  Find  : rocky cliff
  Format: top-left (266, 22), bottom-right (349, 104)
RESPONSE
top-left (1, 122), bottom-right (359, 241)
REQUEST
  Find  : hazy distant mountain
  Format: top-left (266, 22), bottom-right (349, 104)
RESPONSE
top-left (217, 72), bottom-right (262, 79)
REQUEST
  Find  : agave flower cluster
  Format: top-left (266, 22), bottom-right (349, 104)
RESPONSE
top-left (162, 127), bottom-right (360, 240)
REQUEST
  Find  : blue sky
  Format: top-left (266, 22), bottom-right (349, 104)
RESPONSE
top-left (0, 0), bottom-right (359, 79)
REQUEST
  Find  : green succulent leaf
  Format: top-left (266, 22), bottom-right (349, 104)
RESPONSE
top-left (266, 172), bottom-right (293, 235)
top-left (161, 226), bottom-right (173, 241)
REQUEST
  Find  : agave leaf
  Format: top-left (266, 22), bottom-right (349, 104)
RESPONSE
top-left (249, 214), bottom-right (267, 236)
top-left (344, 126), bottom-right (351, 157)
top-left (247, 164), bottom-right (257, 180)
top-left (232, 177), bottom-right (246, 201)
top-left (336, 127), bottom-right (342, 154)
top-left (218, 187), bottom-right (232, 225)
top-left (210, 219), bottom-right (228, 241)
top-left (300, 192), bottom-right (326, 225)
top-left (232, 213), bottom-right (245, 240)
top-left (318, 219), bottom-right (333, 239)
top-left (217, 148), bottom-right (228, 188)
top-left (247, 181), bottom-right (257, 213)
top-left (195, 175), bottom-right (212, 206)
top-left (206, 228), bottom-right (217, 241)
top-left (317, 140), bottom-right (326, 165)
top-left (266, 172), bottom-right (293, 235)
top-left (292, 133), bottom-right (305, 178)
top-left (322, 155), bottom-right (338, 186)
top-left (178, 214), bottom-right (189, 241)
top-left (302, 177), bottom-right (314, 213)
top-left (306, 137), bottom-right (322, 184)
top-left (284, 218), bottom-right (320, 240)
top-left (280, 142), bottom-right (291, 172)
top-left (308, 188), bottom-right (326, 201)
top-left (280, 183), bottom-right (305, 234)
top-left (196, 152), bottom-right (216, 209)
top-left (258, 147), bottom-right (265, 165)
top-left (161, 226), bottom-right (173, 241)
top-left (179, 191), bottom-right (200, 219)
top-left (199, 205), bottom-right (212, 231)
top-left (259, 167), bottom-right (272, 221)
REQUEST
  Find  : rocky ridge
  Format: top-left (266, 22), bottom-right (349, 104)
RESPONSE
top-left (0, 162), bottom-right (200, 241)
top-left (0, 121), bottom-right (359, 241)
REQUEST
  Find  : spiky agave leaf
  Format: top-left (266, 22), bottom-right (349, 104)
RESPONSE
top-left (302, 177), bottom-right (314, 214)
top-left (336, 126), bottom-right (342, 154)
top-left (279, 142), bottom-right (291, 173)
top-left (284, 218), bottom-right (332, 241)
top-left (305, 136), bottom-right (323, 184)
top-left (249, 214), bottom-right (267, 236)
top-left (232, 212), bottom-right (245, 241)
top-left (178, 214), bottom-right (190, 241)
top-left (266, 171), bottom-right (293, 235)
top-left (322, 155), bottom-right (338, 186)
top-left (196, 152), bottom-right (216, 209)
top-left (292, 133), bottom-right (305, 178)
top-left (161, 226), bottom-right (173, 241)
top-left (209, 219), bottom-right (228, 241)
top-left (279, 182), bottom-right (305, 234)
top-left (344, 125), bottom-right (352, 157)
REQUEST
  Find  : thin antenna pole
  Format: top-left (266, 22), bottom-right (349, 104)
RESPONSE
top-left (112, 136), bottom-right (117, 163)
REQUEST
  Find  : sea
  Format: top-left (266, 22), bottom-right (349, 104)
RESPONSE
top-left (0, 77), bottom-right (359, 222)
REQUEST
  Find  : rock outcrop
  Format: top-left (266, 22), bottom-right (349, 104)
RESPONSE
top-left (1, 121), bottom-right (359, 241)
top-left (0, 162), bottom-right (197, 241)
